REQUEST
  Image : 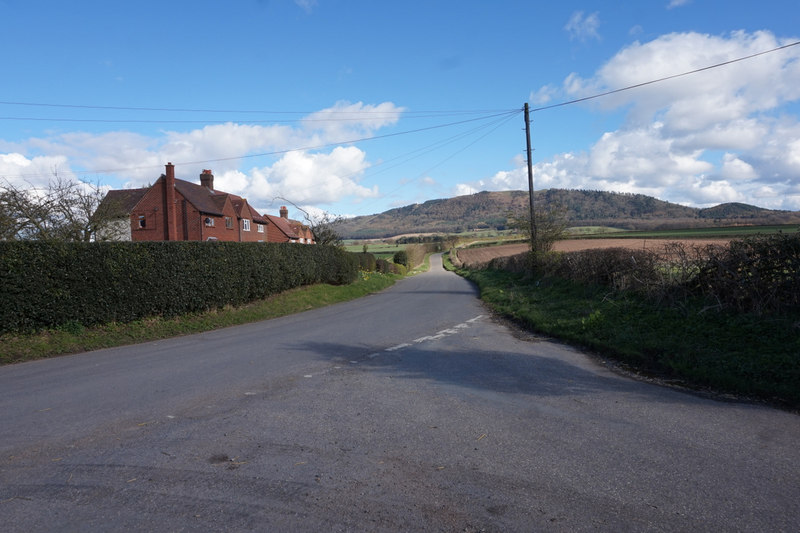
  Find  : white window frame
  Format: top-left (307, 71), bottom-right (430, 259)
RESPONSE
top-left (257, 223), bottom-right (264, 233)
top-left (243, 219), bottom-right (251, 232)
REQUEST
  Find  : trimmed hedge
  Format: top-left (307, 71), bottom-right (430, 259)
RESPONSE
top-left (0, 241), bottom-right (359, 334)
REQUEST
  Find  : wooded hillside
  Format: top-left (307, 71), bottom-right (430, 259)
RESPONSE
top-left (336, 189), bottom-right (800, 239)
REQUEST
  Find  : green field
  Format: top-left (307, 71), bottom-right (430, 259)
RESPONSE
top-left (344, 242), bottom-right (405, 260)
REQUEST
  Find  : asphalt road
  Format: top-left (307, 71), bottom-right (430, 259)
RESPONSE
top-left (1, 255), bottom-right (798, 532)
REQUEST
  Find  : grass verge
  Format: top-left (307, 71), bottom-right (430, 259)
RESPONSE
top-left (0, 271), bottom-right (399, 365)
top-left (461, 267), bottom-right (800, 410)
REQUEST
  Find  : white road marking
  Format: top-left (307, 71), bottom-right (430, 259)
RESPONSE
top-left (386, 343), bottom-right (412, 352)
top-left (372, 315), bottom-right (485, 359)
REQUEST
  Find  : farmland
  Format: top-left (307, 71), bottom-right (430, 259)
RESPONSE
top-left (454, 224), bottom-right (798, 268)
top-left (456, 238), bottom-right (732, 268)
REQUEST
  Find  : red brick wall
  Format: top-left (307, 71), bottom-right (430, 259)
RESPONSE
top-left (130, 178), bottom-right (167, 242)
top-left (127, 173), bottom-right (271, 243)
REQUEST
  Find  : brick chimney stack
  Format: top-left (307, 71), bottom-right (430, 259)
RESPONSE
top-left (165, 162), bottom-right (178, 241)
top-left (280, 206), bottom-right (289, 219)
top-left (200, 169), bottom-right (214, 190)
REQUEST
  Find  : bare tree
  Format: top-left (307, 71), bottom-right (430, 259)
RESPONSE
top-left (507, 203), bottom-right (568, 254)
top-left (0, 174), bottom-right (116, 241)
top-left (273, 197), bottom-right (345, 247)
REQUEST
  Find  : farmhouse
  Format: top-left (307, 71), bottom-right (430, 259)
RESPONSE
top-left (96, 163), bottom-right (314, 244)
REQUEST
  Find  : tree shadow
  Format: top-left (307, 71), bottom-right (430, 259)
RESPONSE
top-left (290, 338), bottom-right (717, 407)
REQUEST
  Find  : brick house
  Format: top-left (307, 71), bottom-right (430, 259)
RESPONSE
top-left (96, 163), bottom-right (314, 244)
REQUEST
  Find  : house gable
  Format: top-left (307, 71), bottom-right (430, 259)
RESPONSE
top-left (98, 163), bottom-right (311, 244)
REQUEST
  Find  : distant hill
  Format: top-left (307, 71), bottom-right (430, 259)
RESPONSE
top-left (336, 189), bottom-right (800, 239)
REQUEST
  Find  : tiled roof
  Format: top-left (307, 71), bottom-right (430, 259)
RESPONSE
top-left (266, 214), bottom-right (300, 239)
top-left (95, 188), bottom-right (148, 218)
top-left (174, 178), bottom-right (227, 216)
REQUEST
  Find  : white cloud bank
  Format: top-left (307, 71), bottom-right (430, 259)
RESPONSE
top-left (0, 101), bottom-right (402, 214)
top-left (468, 30), bottom-right (800, 210)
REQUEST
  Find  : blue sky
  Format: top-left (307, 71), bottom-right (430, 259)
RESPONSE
top-left (1, 0), bottom-right (799, 221)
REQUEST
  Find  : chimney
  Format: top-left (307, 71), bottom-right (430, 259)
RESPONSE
top-left (164, 162), bottom-right (178, 241)
top-left (280, 206), bottom-right (289, 219)
top-left (200, 169), bottom-right (214, 190)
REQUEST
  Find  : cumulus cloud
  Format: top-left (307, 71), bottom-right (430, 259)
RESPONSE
top-left (227, 146), bottom-right (378, 213)
top-left (302, 101), bottom-right (405, 142)
top-left (1, 101), bottom-right (403, 210)
top-left (470, 30), bottom-right (800, 210)
top-left (530, 84), bottom-right (558, 105)
top-left (565, 11), bottom-right (601, 42)
top-left (0, 152), bottom-right (72, 188)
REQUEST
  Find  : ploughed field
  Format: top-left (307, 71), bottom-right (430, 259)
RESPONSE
top-left (456, 239), bottom-right (731, 269)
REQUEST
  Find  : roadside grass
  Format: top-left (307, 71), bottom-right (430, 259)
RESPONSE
top-left (461, 267), bottom-right (800, 410)
top-left (0, 271), bottom-right (399, 365)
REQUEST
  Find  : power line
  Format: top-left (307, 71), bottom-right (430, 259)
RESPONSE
top-left (530, 40), bottom-right (800, 113)
top-left (320, 112), bottom-right (520, 218)
top-left (0, 111), bottom-right (507, 125)
top-left (177, 111), bottom-right (520, 166)
top-left (0, 99), bottom-right (511, 117)
top-left (5, 110), bottom-right (520, 179)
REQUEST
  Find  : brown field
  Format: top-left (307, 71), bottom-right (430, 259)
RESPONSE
top-left (456, 238), bottom-right (731, 267)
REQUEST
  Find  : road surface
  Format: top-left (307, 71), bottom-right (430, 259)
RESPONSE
top-left (1, 255), bottom-right (798, 531)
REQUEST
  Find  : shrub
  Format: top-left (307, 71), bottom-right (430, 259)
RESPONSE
top-left (392, 249), bottom-right (409, 267)
top-left (693, 232), bottom-right (800, 314)
top-left (0, 241), bottom-right (359, 334)
top-left (376, 258), bottom-right (406, 276)
top-left (487, 232), bottom-right (800, 315)
top-left (354, 252), bottom-right (377, 272)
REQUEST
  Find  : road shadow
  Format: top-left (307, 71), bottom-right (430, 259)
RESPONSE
top-left (289, 337), bottom-right (726, 408)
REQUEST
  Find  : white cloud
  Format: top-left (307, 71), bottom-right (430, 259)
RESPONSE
top-left (719, 153), bottom-right (757, 181)
top-left (242, 146), bottom-right (378, 211)
top-left (0, 152), bottom-right (72, 188)
top-left (530, 85), bottom-right (557, 105)
top-left (667, 0), bottom-right (691, 9)
top-left (302, 101), bottom-right (405, 143)
top-left (494, 30), bottom-right (800, 210)
top-left (564, 11), bottom-right (600, 42)
top-left (573, 31), bottom-right (800, 130)
top-left (294, 0), bottom-right (317, 14)
top-left (1, 102), bottom-right (403, 209)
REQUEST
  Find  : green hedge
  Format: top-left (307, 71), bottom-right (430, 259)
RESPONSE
top-left (0, 241), bottom-right (359, 334)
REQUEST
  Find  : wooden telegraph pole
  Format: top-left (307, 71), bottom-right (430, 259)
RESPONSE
top-left (524, 103), bottom-right (537, 252)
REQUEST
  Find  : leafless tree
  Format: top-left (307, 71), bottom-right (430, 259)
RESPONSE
top-left (273, 197), bottom-right (345, 247)
top-left (0, 174), bottom-right (119, 241)
top-left (507, 203), bottom-right (568, 254)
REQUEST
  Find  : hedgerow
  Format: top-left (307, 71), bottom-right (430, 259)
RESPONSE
top-left (488, 232), bottom-right (800, 316)
top-left (0, 241), bottom-right (359, 334)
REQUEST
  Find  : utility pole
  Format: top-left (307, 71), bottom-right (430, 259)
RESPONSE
top-left (524, 103), bottom-right (537, 252)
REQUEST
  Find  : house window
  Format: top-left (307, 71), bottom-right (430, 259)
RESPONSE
top-left (243, 219), bottom-right (251, 231)
top-left (257, 223), bottom-right (264, 233)
top-left (225, 216), bottom-right (233, 229)
top-left (137, 215), bottom-right (146, 229)
top-left (204, 217), bottom-right (215, 227)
